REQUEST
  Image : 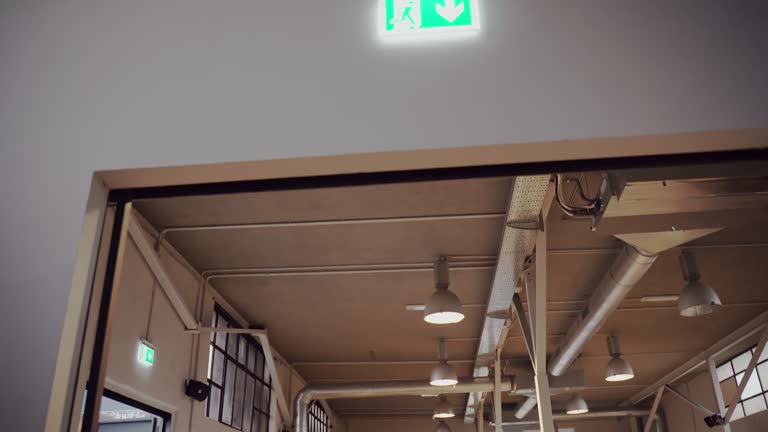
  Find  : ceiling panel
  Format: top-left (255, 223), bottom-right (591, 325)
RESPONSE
top-left (215, 269), bottom-right (494, 362)
top-left (167, 217), bottom-right (505, 270)
top-left (135, 177), bottom-right (514, 228)
top-left (295, 363), bottom-right (475, 383)
top-left (129, 168), bottom-right (768, 419)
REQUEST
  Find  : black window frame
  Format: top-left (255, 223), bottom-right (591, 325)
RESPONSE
top-left (716, 345), bottom-right (768, 420)
top-left (308, 401), bottom-right (331, 432)
top-left (206, 305), bottom-right (272, 432)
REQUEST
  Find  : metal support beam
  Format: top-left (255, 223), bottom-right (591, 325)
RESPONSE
top-left (707, 358), bottom-right (732, 432)
top-left (494, 352), bottom-right (503, 432)
top-left (127, 218), bottom-right (198, 330)
top-left (533, 228), bottom-right (556, 432)
top-left (643, 387), bottom-right (665, 432)
top-left (724, 325), bottom-right (768, 422)
top-left (512, 293), bottom-right (536, 367)
top-left (465, 175), bottom-right (553, 423)
top-left (477, 399), bottom-right (485, 432)
top-left (254, 332), bottom-right (291, 423)
top-left (664, 385), bottom-right (715, 416)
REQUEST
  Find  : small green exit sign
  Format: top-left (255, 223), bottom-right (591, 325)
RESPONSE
top-left (138, 340), bottom-right (155, 366)
top-left (381, 0), bottom-right (480, 36)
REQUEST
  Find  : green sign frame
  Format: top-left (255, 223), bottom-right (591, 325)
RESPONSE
top-left (380, 0), bottom-right (480, 36)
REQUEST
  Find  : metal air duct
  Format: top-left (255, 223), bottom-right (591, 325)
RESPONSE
top-left (548, 228), bottom-right (722, 377)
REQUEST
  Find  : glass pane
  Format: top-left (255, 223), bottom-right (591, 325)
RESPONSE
top-left (736, 372), bottom-right (762, 399)
top-left (260, 414), bottom-right (269, 432)
top-left (718, 363), bottom-right (734, 382)
top-left (743, 396), bottom-right (767, 416)
top-left (208, 386), bottom-right (221, 421)
top-left (228, 333), bottom-right (239, 357)
top-left (238, 336), bottom-right (248, 364)
top-left (233, 369), bottom-right (246, 428)
top-left (248, 345), bottom-right (257, 372)
top-left (222, 360), bottom-right (236, 424)
top-left (262, 385), bottom-right (270, 413)
top-left (721, 377), bottom-right (738, 403)
top-left (731, 403), bottom-right (745, 421)
top-left (253, 382), bottom-right (263, 412)
top-left (251, 411), bottom-right (261, 432)
top-left (212, 349), bottom-right (225, 385)
top-left (757, 362), bottom-right (768, 388)
top-left (760, 347), bottom-right (768, 363)
top-left (733, 351), bottom-right (753, 374)
top-left (255, 351), bottom-right (264, 380)
top-left (243, 376), bottom-right (255, 432)
top-left (207, 346), bottom-right (213, 380)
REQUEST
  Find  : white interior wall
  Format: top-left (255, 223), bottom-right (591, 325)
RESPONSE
top-left (103, 213), bottom-right (344, 432)
top-left (1, 1), bottom-right (767, 429)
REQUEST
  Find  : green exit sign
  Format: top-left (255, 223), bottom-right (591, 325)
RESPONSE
top-left (380, 0), bottom-right (480, 36)
top-left (138, 340), bottom-right (155, 366)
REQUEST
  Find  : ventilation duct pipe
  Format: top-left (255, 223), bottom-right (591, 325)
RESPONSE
top-left (548, 244), bottom-right (656, 376)
top-left (548, 228), bottom-right (722, 377)
top-left (293, 378), bottom-right (512, 432)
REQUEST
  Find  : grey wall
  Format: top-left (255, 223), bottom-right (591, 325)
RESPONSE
top-left (1, 1), bottom-right (767, 429)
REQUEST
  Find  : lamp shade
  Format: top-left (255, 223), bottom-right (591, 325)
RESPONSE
top-left (430, 362), bottom-right (458, 387)
top-left (605, 356), bottom-right (635, 382)
top-left (433, 398), bottom-right (455, 418)
top-left (435, 420), bottom-right (452, 432)
top-left (425, 289), bottom-right (465, 324)
top-left (566, 394), bottom-right (589, 415)
top-left (678, 280), bottom-right (722, 317)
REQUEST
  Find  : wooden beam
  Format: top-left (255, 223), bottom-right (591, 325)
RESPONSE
top-left (707, 358), bottom-right (732, 432)
top-left (643, 387), bottom-right (664, 432)
top-left (127, 217), bottom-right (198, 330)
top-left (254, 332), bottom-right (291, 424)
top-left (533, 227), bottom-right (555, 432)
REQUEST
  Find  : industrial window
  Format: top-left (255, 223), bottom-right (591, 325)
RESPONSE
top-left (716, 345), bottom-right (768, 421)
top-left (308, 401), bottom-right (331, 432)
top-left (207, 306), bottom-right (272, 432)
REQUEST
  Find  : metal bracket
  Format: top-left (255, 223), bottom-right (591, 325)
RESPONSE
top-left (506, 213), bottom-right (544, 231)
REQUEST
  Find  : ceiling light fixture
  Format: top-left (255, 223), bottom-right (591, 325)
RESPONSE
top-left (677, 250), bottom-right (722, 317)
top-left (566, 393), bottom-right (589, 415)
top-left (424, 257), bottom-right (465, 325)
top-left (435, 420), bottom-right (452, 432)
top-left (433, 396), bottom-right (455, 419)
top-left (430, 338), bottom-right (458, 387)
top-left (605, 335), bottom-right (635, 382)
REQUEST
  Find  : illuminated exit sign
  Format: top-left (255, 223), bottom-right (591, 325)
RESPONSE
top-left (381, 0), bottom-right (480, 36)
top-left (138, 340), bottom-right (155, 366)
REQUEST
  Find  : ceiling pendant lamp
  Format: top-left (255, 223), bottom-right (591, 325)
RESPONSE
top-left (605, 335), bottom-right (635, 382)
top-left (430, 338), bottom-right (458, 387)
top-left (433, 396), bottom-right (455, 419)
top-left (677, 250), bottom-right (722, 317)
top-left (435, 420), bottom-right (452, 432)
top-left (424, 257), bottom-right (465, 325)
top-left (566, 393), bottom-right (589, 415)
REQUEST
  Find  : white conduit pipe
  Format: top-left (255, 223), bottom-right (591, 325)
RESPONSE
top-left (495, 410), bottom-right (652, 426)
top-left (293, 378), bottom-right (512, 432)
